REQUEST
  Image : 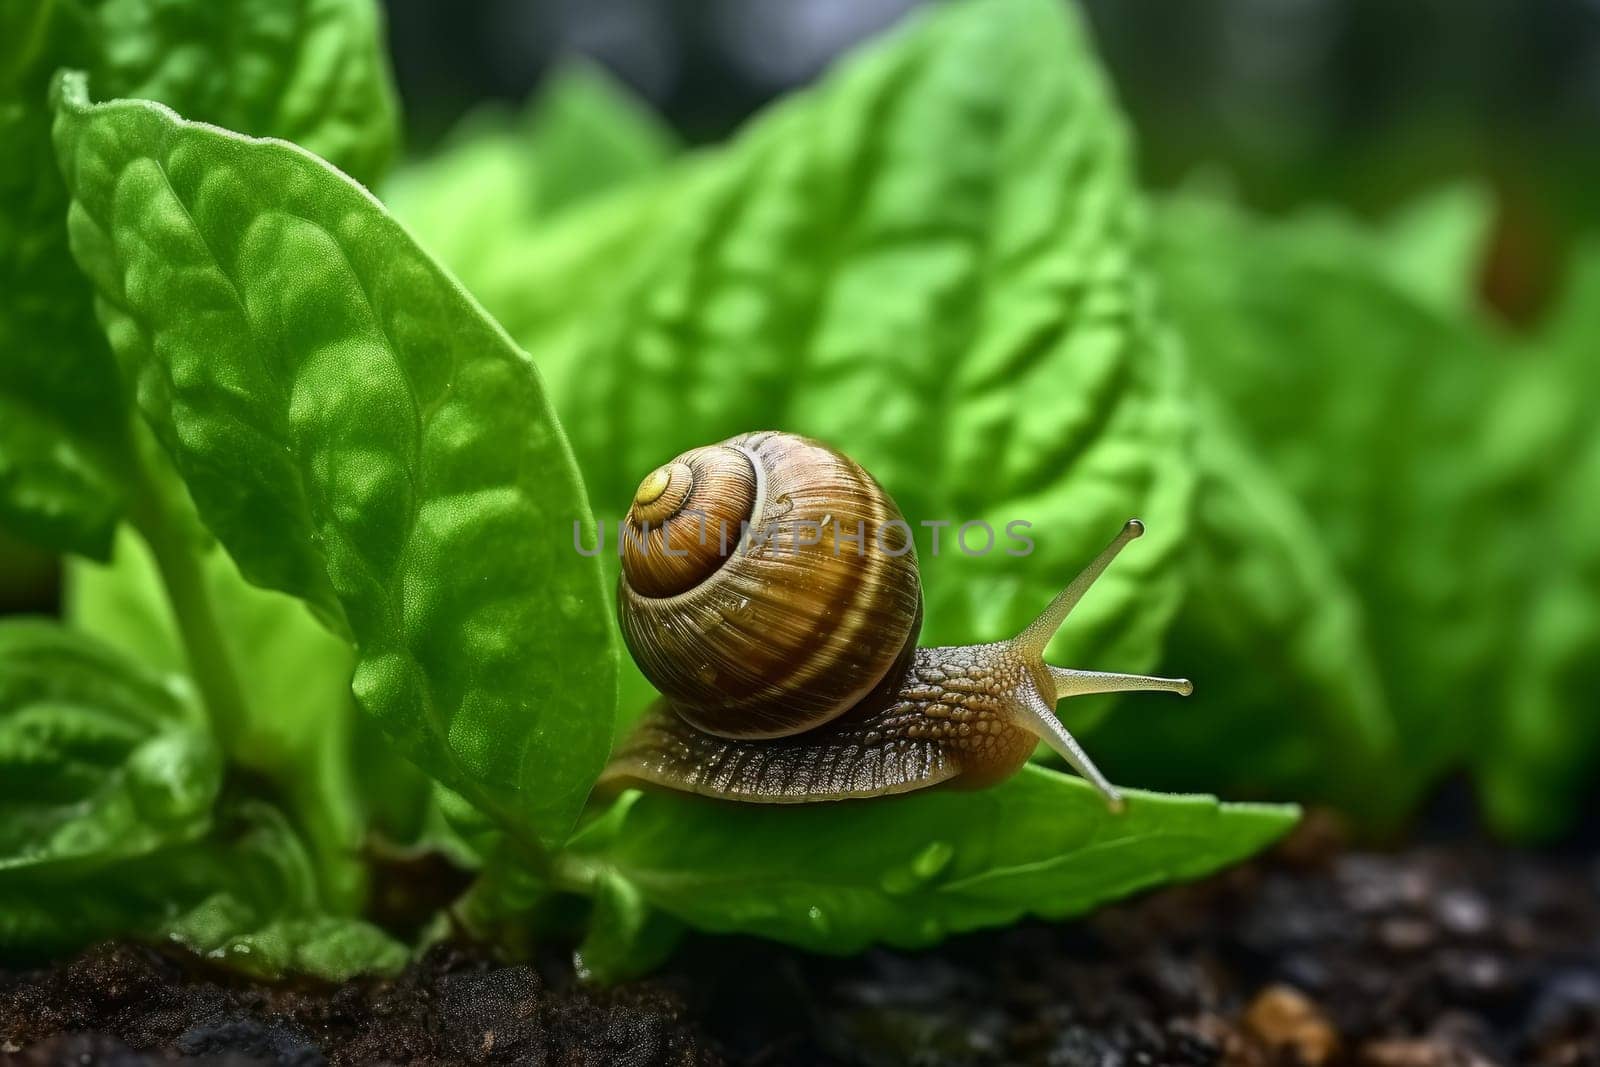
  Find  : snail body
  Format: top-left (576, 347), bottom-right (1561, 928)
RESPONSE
top-left (601, 431), bottom-right (1191, 811)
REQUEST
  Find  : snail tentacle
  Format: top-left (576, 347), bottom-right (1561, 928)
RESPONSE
top-left (1014, 518), bottom-right (1146, 658)
top-left (1050, 668), bottom-right (1194, 698)
top-left (1005, 675), bottom-right (1126, 812)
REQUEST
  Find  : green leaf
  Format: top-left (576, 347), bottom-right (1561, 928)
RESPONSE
top-left (387, 59), bottom-right (676, 281)
top-left (1159, 178), bottom-right (1493, 319)
top-left (0, 1), bottom-right (57, 81)
top-left (176, 911), bottom-right (407, 980)
top-left (65, 527), bottom-right (189, 675)
top-left (1477, 246), bottom-right (1600, 839)
top-left (83, 0), bottom-right (399, 188)
top-left (0, 619), bottom-right (219, 878)
top-left (52, 73), bottom-right (617, 849)
top-left (0, 14), bottom-right (130, 557)
top-left (1088, 396), bottom-right (1401, 820)
top-left (0, 0), bottom-right (399, 557)
top-left (158, 802), bottom-right (407, 980)
top-left (517, 62), bottom-right (677, 213)
top-left (1151, 194), bottom-right (1512, 804)
top-left (0, 800), bottom-right (404, 979)
top-left (565, 768), bottom-right (1296, 954)
top-left (455, 0), bottom-right (1193, 719)
top-left (1375, 182), bottom-right (1493, 316)
top-left (0, 620), bottom-right (382, 975)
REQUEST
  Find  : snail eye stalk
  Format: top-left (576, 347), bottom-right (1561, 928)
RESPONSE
top-left (1050, 669), bottom-right (1193, 699)
top-left (1014, 519), bottom-right (1145, 658)
top-left (1008, 683), bottom-right (1129, 812)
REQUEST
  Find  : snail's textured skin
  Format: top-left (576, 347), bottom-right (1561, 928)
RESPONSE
top-left (600, 645), bottom-right (1040, 802)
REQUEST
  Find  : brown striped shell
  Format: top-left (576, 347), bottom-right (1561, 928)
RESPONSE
top-left (618, 431), bottom-right (923, 740)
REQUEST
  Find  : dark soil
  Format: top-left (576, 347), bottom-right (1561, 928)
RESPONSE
top-left (4, 814), bottom-right (1599, 1067)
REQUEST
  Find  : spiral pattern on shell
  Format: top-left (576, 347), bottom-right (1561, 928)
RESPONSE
top-left (618, 431), bottom-right (923, 739)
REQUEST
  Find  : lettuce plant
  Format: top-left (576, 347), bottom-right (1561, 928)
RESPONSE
top-left (3, 0), bottom-right (1591, 986)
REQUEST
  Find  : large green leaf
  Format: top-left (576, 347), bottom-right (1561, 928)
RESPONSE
top-left (1088, 395), bottom-right (1401, 820)
top-left (1477, 247), bottom-right (1600, 839)
top-left (0, 619), bottom-right (217, 878)
top-left (563, 768), bottom-right (1295, 958)
top-left (52, 73), bottom-right (617, 848)
top-left (1151, 194), bottom-right (1512, 806)
top-left (85, 0), bottom-right (398, 188)
top-left (387, 59), bottom-right (676, 283)
top-left (434, 0), bottom-right (1193, 722)
top-left (0, 6), bottom-right (127, 557)
top-left (0, 0), bottom-right (398, 557)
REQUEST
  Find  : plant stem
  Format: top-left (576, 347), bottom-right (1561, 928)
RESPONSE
top-left (551, 850), bottom-right (601, 895)
top-left (122, 432), bottom-right (559, 885)
top-left (127, 450), bottom-right (250, 753)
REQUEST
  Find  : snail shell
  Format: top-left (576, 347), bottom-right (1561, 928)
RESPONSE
top-left (618, 431), bottom-right (922, 740)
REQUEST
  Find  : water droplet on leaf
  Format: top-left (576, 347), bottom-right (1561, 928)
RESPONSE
top-left (912, 840), bottom-right (955, 879)
top-left (879, 840), bottom-right (955, 895)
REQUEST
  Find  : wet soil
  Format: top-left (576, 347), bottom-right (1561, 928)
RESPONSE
top-left (4, 814), bottom-right (1599, 1066)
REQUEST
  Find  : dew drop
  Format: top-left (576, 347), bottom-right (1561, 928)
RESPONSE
top-left (912, 840), bottom-right (955, 879)
top-left (879, 840), bottom-right (955, 895)
top-left (806, 904), bottom-right (832, 935)
top-left (718, 596), bottom-right (754, 627)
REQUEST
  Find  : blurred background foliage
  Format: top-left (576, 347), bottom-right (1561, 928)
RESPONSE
top-left (381, 0), bottom-right (1600, 324)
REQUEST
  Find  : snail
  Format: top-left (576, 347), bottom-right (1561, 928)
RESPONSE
top-left (599, 431), bottom-right (1191, 812)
